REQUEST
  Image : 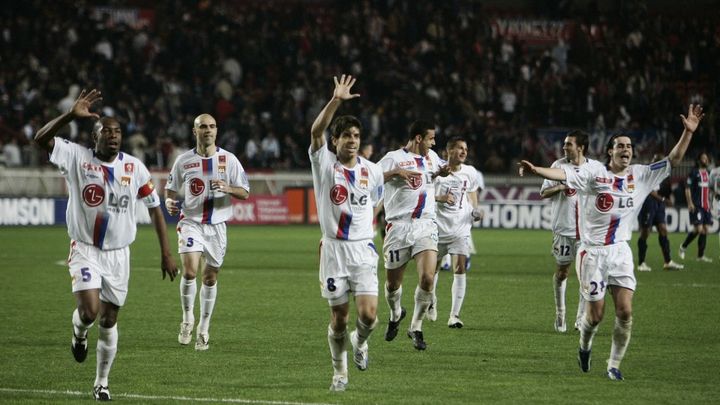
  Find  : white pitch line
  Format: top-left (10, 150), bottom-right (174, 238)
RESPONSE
top-left (0, 387), bottom-right (337, 405)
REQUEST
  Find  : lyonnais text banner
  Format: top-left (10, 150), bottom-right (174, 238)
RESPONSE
top-left (0, 195), bottom-right (289, 226)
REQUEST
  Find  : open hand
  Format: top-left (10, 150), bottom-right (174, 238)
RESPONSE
top-left (71, 89), bottom-right (102, 120)
top-left (681, 104), bottom-right (704, 133)
top-left (333, 75), bottom-right (360, 101)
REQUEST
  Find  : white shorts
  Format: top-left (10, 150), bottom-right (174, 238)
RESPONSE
top-left (383, 219), bottom-right (438, 269)
top-left (552, 234), bottom-right (579, 265)
top-left (177, 219), bottom-right (227, 268)
top-left (67, 240), bottom-right (130, 307)
top-left (437, 234), bottom-right (471, 258)
top-left (576, 242), bottom-right (636, 302)
top-left (319, 238), bottom-right (379, 306)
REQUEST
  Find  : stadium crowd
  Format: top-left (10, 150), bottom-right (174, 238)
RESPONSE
top-left (0, 0), bottom-right (717, 172)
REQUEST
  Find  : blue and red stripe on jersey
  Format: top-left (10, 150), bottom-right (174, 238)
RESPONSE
top-left (336, 211), bottom-right (353, 240)
top-left (412, 192), bottom-right (427, 219)
top-left (93, 212), bottom-right (110, 249)
top-left (612, 177), bottom-right (624, 192)
top-left (101, 166), bottom-right (115, 184)
top-left (604, 215), bottom-right (621, 245)
top-left (343, 168), bottom-right (356, 185)
top-left (414, 157), bottom-right (425, 170)
top-left (202, 198), bottom-right (214, 224)
top-left (202, 158), bottom-right (213, 176)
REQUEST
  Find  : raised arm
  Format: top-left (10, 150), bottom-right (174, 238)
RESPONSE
top-left (34, 89), bottom-right (102, 152)
top-left (310, 75), bottom-right (360, 153)
top-left (518, 160), bottom-right (567, 181)
top-left (667, 104), bottom-right (703, 166)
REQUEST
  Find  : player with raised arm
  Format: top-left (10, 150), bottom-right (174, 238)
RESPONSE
top-left (678, 152), bottom-right (714, 263)
top-left (165, 114), bottom-right (250, 351)
top-left (379, 120), bottom-right (450, 350)
top-left (430, 137), bottom-right (482, 328)
top-left (636, 154), bottom-right (683, 271)
top-left (519, 104), bottom-right (703, 381)
top-left (540, 131), bottom-right (602, 332)
top-left (34, 89), bottom-right (178, 401)
top-left (310, 75), bottom-right (384, 391)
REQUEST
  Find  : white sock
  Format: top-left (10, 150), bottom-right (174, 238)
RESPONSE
top-left (72, 308), bottom-right (93, 339)
top-left (180, 276), bottom-right (197, 324)
top-left (355, 318), bottom-right (378, 347)
top-left (385, 283), bottom-right (403, 321)
top-left (432, 271), bottom-right (439, 303)
top-left (450, 274), bottom-right (466, 317)
top-left (410, 286), bottom-right (433, 331)
top-left (608, 317), bottom-right (633, 370)
top-left (197, 283), bottom-right (217, 335)
top-left (327, 324), bottom-right (348, 376)
top-left (575, 290), bottom-right (585, 324)
top-left (553, 274), bottom-right (567, 317)
top-left (579, 315), bottom-right (598, 351)
top-left (94, 325), bottom-right (118, 387)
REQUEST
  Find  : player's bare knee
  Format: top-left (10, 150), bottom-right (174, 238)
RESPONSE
top-left (330, 312), bottom-right (349, 331)
top-left (615, 308), bottom-right (632, 321)
top-left (78, 307), bottom-right (98, 324)
top-left (98, 313), bottom-right (117, 328)
top-left (419, 276), bottom-right (434, 291)
top-left (358, 308), bottom-right (377, 325)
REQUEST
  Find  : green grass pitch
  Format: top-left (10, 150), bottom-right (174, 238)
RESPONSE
top-left (0, 226), bottom-right (718, 404)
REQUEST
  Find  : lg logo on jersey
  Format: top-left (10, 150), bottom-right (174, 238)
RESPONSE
top-left (83, 184), bottom-right (105, 207)
top-left (82, 184), bottom-right (129, 208)
top-left (595, 193), bottom-right (633, 212)
top-left (330, 184), bottom-right (368, 206)
top-left (109, 194), bottom-right (130, 208)
top-left (189, 178), bottom-right (205, 196)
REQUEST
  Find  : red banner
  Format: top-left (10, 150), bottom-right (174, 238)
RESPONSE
top-left (227, 195), bottom-right (289, 225)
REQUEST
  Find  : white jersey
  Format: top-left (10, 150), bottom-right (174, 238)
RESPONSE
top-left (379, 148), bottom-right (444, 222)
top-left (564, 158), bottom-right (671, 246)
top-left (50, 137), bottom-right (160, 250)
top-left (710, 167), bottom-right (720, 216)
top-left (434, 164), bottom-right (479, 240)
top-left (541, 158), bottom-right (603, 238)
top-left (476, 169), bottom-right (485, 191)
top-left (165, 147), bottom-right (249, 224)
top-left (310, 144), bottom-right (384, 241)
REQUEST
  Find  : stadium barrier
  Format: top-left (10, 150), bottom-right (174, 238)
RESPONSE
top-left (1, 168), bottom-right (714, 231)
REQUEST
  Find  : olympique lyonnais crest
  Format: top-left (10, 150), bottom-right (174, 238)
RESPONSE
top-left (121, 176), bottom-right (131, 186)
top-left (360, 167), bottom-right (368, 189)
top-left (124, 162), bottom-right (134, 173)
top-left (627, 174), bottom-right (635, 192)
top-left (218, 165), bottom-right (226, 174)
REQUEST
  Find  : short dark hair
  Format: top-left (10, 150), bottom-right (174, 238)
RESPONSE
top-left (408, 120), bottom-right (435, 141)
top-left (566, 130), bottom-right (589, 154)
top-left (330, 115), bottom-right (362, 139)
top-left (605, 132), bottom-right (632, 164)
top-left (446, 136), bottom-right (466, 150)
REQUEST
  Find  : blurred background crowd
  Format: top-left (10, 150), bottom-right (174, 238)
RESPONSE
top-left (0, 0), bottom-right (718, 172)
